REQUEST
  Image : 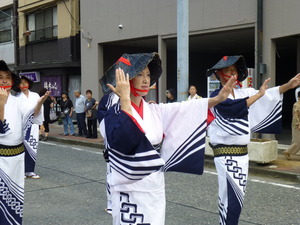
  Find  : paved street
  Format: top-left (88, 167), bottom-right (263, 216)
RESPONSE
top-left (23, 141), bottom-right (300, 225)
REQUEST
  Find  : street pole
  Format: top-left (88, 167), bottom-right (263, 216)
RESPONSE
top-left (13, 0), bottom-right (19, 71)
top-left (177, 0), bottom-right (189, 102)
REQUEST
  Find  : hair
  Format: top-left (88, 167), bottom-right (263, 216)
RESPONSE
top-left (167, 88), bottom-right (177, 99)
top-left (20, 76), bottom-right (33, 89)
top-left (189, 85), bottom-right (197, 90)
top-left (61, 91), bottom-right (70, 99)
top-left (39, 88), bottom-right (48, 97)
top-left (74, 90), bottom-right (81, 94)
top-left (86, 89), bottom-right (92, 95)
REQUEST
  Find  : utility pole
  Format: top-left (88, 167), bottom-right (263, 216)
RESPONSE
top-left (13, 0), bottom-right (19, 71)
top-left (177, 0), bottom-right (189, 102)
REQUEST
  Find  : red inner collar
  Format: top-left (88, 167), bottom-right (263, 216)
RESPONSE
top-left (131, 100), bottom-right (144, 119)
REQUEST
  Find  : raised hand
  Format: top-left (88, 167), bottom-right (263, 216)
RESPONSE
top-left (0, 88), bottom-right (8, 106)
top-left (258, 78), bottom-right (271, 97)
top-left (107, 68), bottom-right (130, 100)
top-left (217, 75), bottom-right (237, 102)
top-left (280, 73), bottom-right (300, 94)
top-left (34, 91), bottom-right (51, 116)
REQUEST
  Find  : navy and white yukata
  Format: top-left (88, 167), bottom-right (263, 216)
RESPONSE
top-left (0, 93), bottom-right (43, 225)
top-left (208, 86), bottom-right (283, 225)
top-left (100, 96), bottom-right (209, 225)
top-left (20, 91), bottom-right (43, 174)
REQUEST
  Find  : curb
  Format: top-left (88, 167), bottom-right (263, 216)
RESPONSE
top-left (47, 136), bottom-right (104, 149)
top-left (204, 156), bottom-right (300, 182)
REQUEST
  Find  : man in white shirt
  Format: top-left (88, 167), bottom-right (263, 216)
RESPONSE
top-left (74, 90), bottom-right (87, 136)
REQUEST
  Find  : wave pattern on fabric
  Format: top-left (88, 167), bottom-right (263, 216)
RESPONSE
top-left (213, 109), bottom-right (249, 136)
top-left (0, 169), bottom-right (24, 225)
top-left (162, 120), bottom-right (207, 175)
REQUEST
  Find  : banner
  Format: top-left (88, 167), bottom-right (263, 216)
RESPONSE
top-left (41, 76), bottom-right (62, 96)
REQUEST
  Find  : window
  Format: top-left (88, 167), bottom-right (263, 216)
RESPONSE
top-left (27, 7), bottom-right (57, 42)
top-left (0, 8), bottom-right (12, 43)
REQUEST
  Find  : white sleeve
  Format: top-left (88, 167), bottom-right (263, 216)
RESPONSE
top-left (249, 86), bottom-right (283, 133)
top-left (157, 99), bottom-right (209, 175)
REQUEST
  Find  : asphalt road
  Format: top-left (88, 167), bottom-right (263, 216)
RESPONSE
top-left (23, 142), bottom-right (300, 225)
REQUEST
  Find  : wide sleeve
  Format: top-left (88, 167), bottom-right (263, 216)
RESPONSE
top-left (104, 104), bottom-right (164, 185)
top-left (249, 86), bottom-right (283, 134)
top-left (157, 99), bottom-right (208, 175)
top-left (0, 119), bottom-right (12, 136)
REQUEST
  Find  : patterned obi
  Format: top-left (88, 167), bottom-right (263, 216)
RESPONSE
top-left (209, 143), bottom-right (248, 157)
top-left (0, 143), bottom-right (24, 157)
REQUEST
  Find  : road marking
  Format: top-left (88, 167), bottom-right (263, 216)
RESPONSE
top-left (204, 170), bottom-right (300, 190)
top-left (42, 141), bottom-right (103, 155)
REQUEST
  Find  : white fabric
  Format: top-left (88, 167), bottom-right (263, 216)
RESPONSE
top-left (214, 155), bottom-right (249, 225)
top-left (208, 87), bottom-right (282, 146)
top-left (0, 93), bottom-right (42, 145)
top-left (187, 94), bottom-right (201, 101)
top-left (104, 98), bottom-right (209, 225)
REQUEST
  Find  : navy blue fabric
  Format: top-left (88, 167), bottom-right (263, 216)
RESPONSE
top-left (211, 88), bottom-right (249, 120)
top-left (105, 105), bottom-right (150, 155)
top-left (98, 94), bottom-right (109, 123)
top-left (226, 179), bottom-right (242, 225)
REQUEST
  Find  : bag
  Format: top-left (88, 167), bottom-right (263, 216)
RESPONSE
top-left (86, 110), bottom-right (92, 118)
top-left (60, 112), bottom-right (66, 119)
top-left (64, 108), bottom-right (70, 115)
top-left (49, 109), bottom-right (58, 121)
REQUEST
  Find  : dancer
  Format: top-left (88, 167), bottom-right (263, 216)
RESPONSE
top-left (20, 76), bottom-right (43, 179)
top-left (99, 52), bottom-right (236, 225)
top-left (0, 60), bottom-right (49, 225)
top-left (206, 55), bottom-right (300, 225)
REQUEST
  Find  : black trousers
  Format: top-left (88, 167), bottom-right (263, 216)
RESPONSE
top-left (87, 118), bottom-right (98, 138)
top-left (76, 113), bottom-right (87, 135)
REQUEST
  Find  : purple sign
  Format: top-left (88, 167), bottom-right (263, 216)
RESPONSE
top-left (41, 76), bottom-right (62, 96)
top-left (19, 72), bottom-right (40, 82)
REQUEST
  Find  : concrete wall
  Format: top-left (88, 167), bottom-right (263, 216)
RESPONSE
top-left (263, 0), bottom-right (300, 86)
top-left (0, 0), bottom-right (12, 8)
top-left (80, 0), bottom-right (257, 99)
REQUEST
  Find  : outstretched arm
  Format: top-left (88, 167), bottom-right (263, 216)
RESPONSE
top-left (107, 68), bottom-right (132, 116)
top-left (208, 75), bottom-right (236, 108)
top-left (246, 78), bottom-right (270, 107)
top-left (279, 73), bottom-right (300, 94)
top-left (34, 91), bottom-right (50, 116)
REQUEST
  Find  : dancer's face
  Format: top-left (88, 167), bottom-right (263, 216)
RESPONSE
top-left (131, 66), bottom-right (150, 97)
top-left (0, 70), bottom-right (12, 91)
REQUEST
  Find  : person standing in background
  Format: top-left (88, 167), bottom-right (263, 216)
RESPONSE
top-left (20, 76), bottom-right (43, 179)
top-left (74, 90), bottom-right (87, 137)
top-left (60, 92), bottom-right (75, 136)
top-left (284, 91), bottom-right (300, 160)
top-left (39, 88), bottom-right (56, 141)
top-left (187, 85), bottom-right (202, 101)
top-left (85, 90), bottom-right (98, 139)
top-left (166, 88), bottom-right (177, 103)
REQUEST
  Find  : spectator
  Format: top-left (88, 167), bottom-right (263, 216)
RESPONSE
top-left (20, 77), bottom-right (42, 179)
top-left (74, 90), bottom-right (87, 136)
top-left (85, 90), bottom-right (99, 138)
top-left (284, 91), bottom-right (300, 160)
top-left (39, 88), bottom-right (56, 141)
top-left (166, 88), bottom-right (177, 103)
top-left (187, 85), bottom-right (202, 100)
top-left (60, 91), bottom-right (75, 136)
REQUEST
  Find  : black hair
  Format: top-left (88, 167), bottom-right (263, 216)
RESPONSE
top-left (61, 91), bottom-right (70, 99)
top-left (86, 89), bottom-right (92, 95)
top-left (39, 88), bottom-right (48, 97)
top-left (20, 76), bottom-right (33, 89)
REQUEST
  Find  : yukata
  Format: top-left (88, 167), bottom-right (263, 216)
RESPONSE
top-left (208, 86), bottom-right (283, 225)
top-left (20, 91), bottom-right (43, 174)
top-left (100, 97), bottom-right (209, 225)
top-left (98, 92), bottom-right (120, 214)
top-left (0, 93), bottom-right (43, 225)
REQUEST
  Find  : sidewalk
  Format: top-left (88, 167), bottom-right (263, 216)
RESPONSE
top-left (45, 123), bottom-right (300, 182)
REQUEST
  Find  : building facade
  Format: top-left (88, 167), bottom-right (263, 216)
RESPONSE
top-left (16, 0), bottom-right (81, 101)
top-left (0, 0), bottom-right (15, 69)
top-left (80, 0), bottom-right (300, 129)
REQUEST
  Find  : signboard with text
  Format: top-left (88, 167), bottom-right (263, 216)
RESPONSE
top-left (41, 76), bottom-right (62, 96)
top-left (19, 72), bottom-right (40, 82)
